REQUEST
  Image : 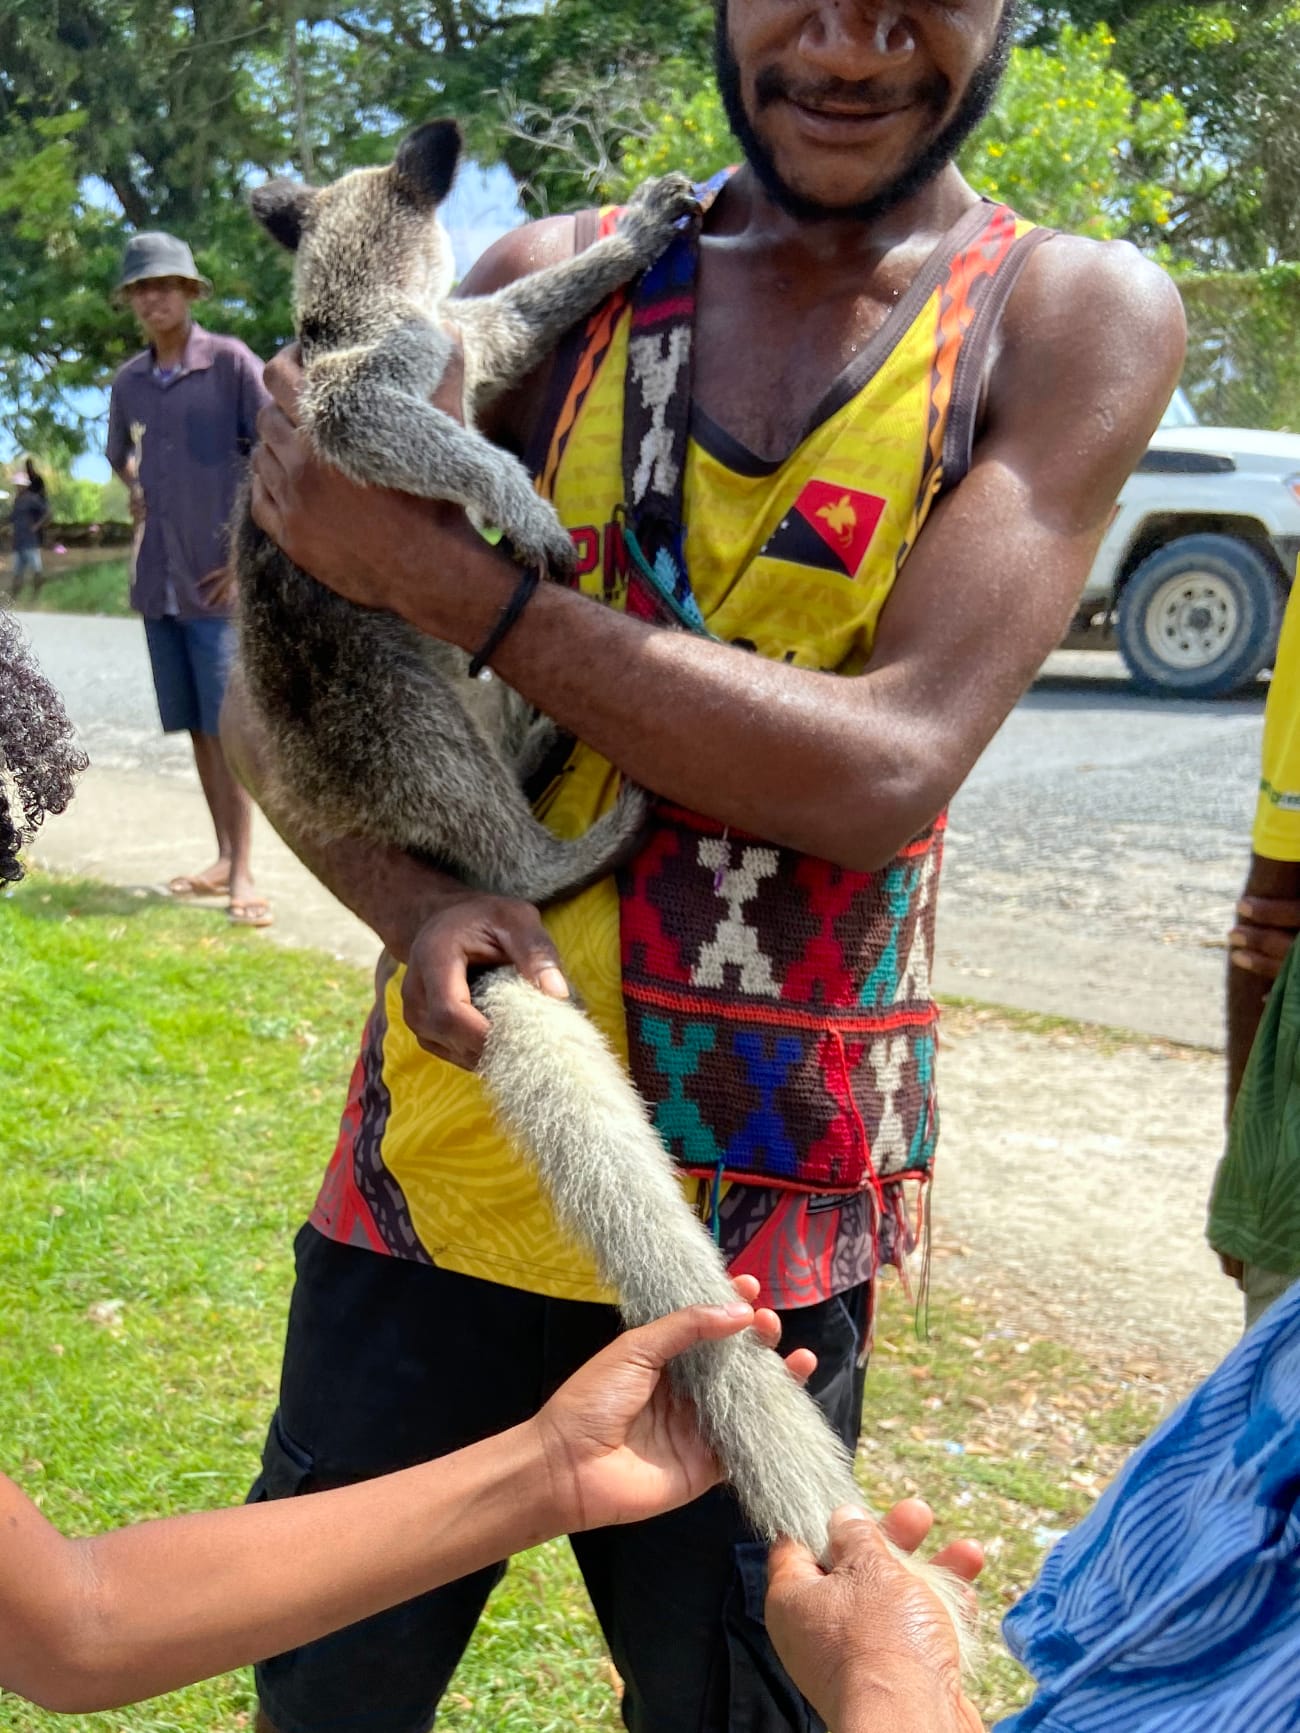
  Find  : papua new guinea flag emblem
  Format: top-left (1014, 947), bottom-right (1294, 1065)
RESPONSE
top-left (762, 480), bottom-right (886, 576)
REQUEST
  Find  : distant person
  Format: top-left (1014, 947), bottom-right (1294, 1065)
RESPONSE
top-left (106, 231), bottom-right (272, 928)
top-left (6, 458), bottom-right (51, 599)
top-left (1210, 558), bottom-right (1300, 1326)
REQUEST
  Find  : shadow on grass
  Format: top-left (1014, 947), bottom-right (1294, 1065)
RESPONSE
top-left (6, 876), bottom-right (171, 922)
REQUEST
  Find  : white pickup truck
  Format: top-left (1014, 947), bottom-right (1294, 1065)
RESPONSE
top-left (1068, 390), bottom-right (1300, 697)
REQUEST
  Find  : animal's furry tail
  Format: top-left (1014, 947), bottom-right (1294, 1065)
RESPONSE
top-left (489, 779), bottom-right (650, 906)
top-left (471, 967), bottom-right (976, 1670)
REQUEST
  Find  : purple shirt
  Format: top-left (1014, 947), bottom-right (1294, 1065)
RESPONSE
top-left (106, 323), bottom-right (270, 619)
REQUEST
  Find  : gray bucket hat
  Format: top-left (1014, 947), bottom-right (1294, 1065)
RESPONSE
top-left (115, 231), bottom-right (212, 300)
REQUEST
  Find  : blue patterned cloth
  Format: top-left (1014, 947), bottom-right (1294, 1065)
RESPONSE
top-left (998, 1280), bottom-right (1300, 1731)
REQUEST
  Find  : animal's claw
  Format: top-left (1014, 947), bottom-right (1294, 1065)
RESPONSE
top-left (620, 172), bottom-right (701, 252)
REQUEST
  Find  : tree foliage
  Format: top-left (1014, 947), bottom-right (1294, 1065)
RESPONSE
top-left (1035, 2), bottom-right (1300, 268)
top-left (1180, 265), bottom-right (1300, 432)
top-left (0, 1), bottom-right (711, 452)
top-left (2, 0), bottom-right (1299, 447)
top-left (960, 25), bottom-right (1187, 244)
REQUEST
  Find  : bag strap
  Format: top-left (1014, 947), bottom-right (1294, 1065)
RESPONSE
top-left (618, 169), bottom-right (732, 637)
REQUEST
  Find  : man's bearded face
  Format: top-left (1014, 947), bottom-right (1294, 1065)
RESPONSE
top-left (715, 0), bottom-right (1016, 224)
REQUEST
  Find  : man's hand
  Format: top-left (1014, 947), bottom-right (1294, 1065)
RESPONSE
top-left (197, 564), bottom-right (237, 608)
top-left (401, 893), bottom-right (569, 1070)
top-left (533, 1277), bottom-right (817, 1534)
top-left (1228, 895), bottom-right (1300, 979)
top-left (766, 1502), bottom-right (984, 1733)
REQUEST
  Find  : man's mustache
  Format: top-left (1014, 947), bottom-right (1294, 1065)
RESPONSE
top-left (754, 66), bottom-right (949, 116)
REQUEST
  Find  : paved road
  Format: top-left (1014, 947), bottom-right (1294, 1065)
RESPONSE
top-left (941, 651), bottom-right (1264, 1047)
top-left (19, 614), bottom-right (1265, 1045)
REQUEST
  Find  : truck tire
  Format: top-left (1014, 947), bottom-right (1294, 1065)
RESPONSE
top-left (1116, 533), bottom-right (1282, 698)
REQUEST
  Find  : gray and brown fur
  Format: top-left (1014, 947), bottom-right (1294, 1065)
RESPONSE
top-left (236, 120), bottom-right (695, 902)
top-left (237, 122), bottom-right (972, 1663)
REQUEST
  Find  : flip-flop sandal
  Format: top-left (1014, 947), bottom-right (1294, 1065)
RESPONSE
top-left (168, 872), bottom-right (230, 898)
top-left (228, 898), bottom-right (274, 929)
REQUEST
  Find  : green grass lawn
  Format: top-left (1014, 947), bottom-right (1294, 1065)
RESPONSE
top-left (0, 877), bottom-right (1166, 1730)
top-left (15, 557), bottom-right (133, 618)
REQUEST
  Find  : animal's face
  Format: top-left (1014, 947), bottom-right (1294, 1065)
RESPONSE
top-left (250, 120), bottom-right (462, 343)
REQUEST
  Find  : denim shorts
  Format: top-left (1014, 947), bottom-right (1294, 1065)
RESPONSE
top-left (12, 546), bottom-right (42, 580)
top-left (142, 613), bottom-right (237, 736)
top-left (248, 1224), bottom-right (871, 1733)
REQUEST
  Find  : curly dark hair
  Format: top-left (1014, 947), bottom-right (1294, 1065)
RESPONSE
top-left (0, 604), bottom-right (87, 883)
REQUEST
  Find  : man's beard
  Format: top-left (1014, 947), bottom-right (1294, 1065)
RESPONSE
top-left (714, 0), bottom-right (1017, 224)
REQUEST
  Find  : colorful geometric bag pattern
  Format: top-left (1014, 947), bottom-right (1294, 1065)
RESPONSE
top-left (618, 805), bottom-right (944, 1196)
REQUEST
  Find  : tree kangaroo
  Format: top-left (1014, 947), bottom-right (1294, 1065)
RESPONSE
top-left (236, 119), bottom-right (972, 1662)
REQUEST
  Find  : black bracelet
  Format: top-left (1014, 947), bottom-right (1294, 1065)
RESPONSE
top-left (468, 561), bottom-right (541, 679)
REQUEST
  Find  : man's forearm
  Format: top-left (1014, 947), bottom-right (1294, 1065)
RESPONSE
top-left (1225, 853), bottom-right (1300, 1119)
top-left (1227, 958), bottom-right (1273, 1119)
top-left (488, 582), bottom-right (928, 871)
top-left (388, 528), bottom-right (939, 874)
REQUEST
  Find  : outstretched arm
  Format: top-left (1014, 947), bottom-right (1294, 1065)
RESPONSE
top-left (250, 237), bottom-right (1185, 874)
top-left (1, 1296), bottom-right (799, 1713)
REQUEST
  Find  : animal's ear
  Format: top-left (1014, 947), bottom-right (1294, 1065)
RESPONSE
top-left (249, 179), bottom-right (319, 252)
top-left (392, 120), bottom-right (462, 208)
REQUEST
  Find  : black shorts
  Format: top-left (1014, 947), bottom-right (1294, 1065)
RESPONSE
top-left (250, 1224), bottom-right (871, 1733)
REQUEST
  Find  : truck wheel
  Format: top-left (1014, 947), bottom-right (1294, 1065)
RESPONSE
top-left (1116, 533), bottom-right (1282, 698)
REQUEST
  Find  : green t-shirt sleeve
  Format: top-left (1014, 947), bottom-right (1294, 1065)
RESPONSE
top-left (1209, 941), bottom-right (1300, 1273)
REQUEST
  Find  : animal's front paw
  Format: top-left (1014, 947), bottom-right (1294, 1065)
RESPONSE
top-left (619, 173), bottom-right (699, 256)
top-left (502, 495), bottom-right (578, 580)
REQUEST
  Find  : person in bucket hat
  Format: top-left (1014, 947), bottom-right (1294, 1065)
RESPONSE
top-left (106, 231), bottom-right (273, 927)
top-left (114, 231), bottom-right (214, 300)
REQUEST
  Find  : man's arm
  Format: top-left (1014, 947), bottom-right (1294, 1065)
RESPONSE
top-left (105, 378), bottom-right (131, 483)
top-left (249, 233), bottom-right (1186, 873)
top-left (1215, 856), bottom-right (1300, 1284)
top-left (105, 382), bottom-right (146, 524)
top-left (1226, 856), bottom-right (1300, 1115)
top-left (0, 1299), bottom-right (766, 1712)
top-left (235, 341), bottom-right (273, 451)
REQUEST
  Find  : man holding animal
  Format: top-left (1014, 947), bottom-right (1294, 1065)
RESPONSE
top-left (228, 0), bottom-right (1185, 1727)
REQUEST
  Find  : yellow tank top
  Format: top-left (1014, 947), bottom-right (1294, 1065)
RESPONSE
top-left (310, 199), bottom-right (1044, 1302)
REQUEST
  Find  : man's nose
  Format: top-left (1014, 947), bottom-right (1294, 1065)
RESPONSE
top-left (800, 2), bottom-right (915, 76)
